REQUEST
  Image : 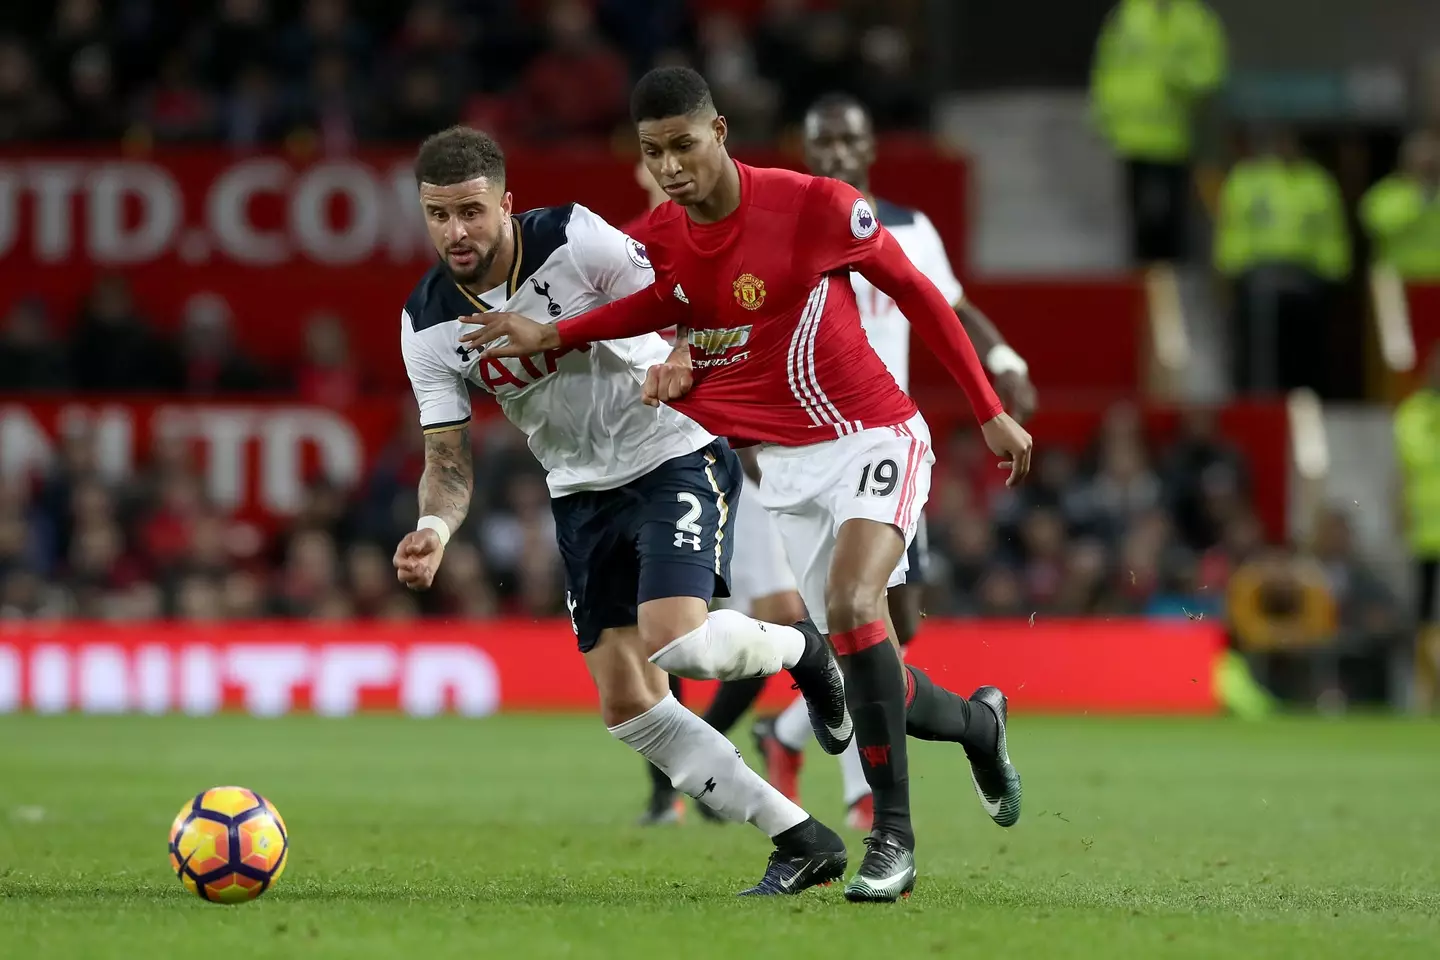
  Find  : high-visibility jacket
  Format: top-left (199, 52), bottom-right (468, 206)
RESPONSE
top-left (1360, 175), bottom-right (1440, 281)
top-left (1213, 157), bottom-right (1351, 281)
top-left (1396, 388), bottom-right (1440, 558)
top-left (1090, 0), bottom-right (1227, 162)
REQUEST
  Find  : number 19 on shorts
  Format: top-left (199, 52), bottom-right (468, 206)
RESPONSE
top-left (856, 459), bottom-right (900, 498)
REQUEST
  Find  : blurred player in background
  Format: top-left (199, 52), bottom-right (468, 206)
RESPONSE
top-left (627, 158), bottom-right (809, 827)
top-left (393, 127), bottom-right (852, 895)
top-left (755, 93), bottom-right (1040, 831)
top-left (469, 69), bottom-right (1030, 902)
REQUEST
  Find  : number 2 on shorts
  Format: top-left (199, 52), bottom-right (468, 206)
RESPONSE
top-left (856, 459), bottom-right (899, 497)
top-left (674, 492), bottom-right (704, 550)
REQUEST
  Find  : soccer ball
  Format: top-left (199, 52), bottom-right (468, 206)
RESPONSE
top-left (168, 786), bottom-right (289, 903)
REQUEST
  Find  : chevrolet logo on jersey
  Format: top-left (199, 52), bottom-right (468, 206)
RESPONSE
top-left (733, 273), bottom-right (766, 311)
top-left (688, 326), bottom-right (752, 354)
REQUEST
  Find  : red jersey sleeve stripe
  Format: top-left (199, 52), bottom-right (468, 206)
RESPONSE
top-left (786, 278), bottom-right (832, 427)
top-left (801, 280), bottom-right (845, 426)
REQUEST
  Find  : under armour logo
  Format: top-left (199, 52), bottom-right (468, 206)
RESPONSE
top-left (674, 532), bottom-right (702, 551)
top-left (456, 344), bottom-right (473, 362)
top-left (698, 777), bottom-right (717, 797)
top-left (530, 277), bottom-right (562, 317)
top-left (859, 745), bottom-right (891, 767)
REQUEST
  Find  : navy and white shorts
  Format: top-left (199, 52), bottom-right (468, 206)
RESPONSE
top-left (552, 439), bottom-right (741, 652)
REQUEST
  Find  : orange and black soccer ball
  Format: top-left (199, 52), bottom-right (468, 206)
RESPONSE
top-left (168, 787), bottom-right (288, 903)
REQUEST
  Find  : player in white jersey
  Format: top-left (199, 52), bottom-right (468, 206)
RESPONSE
top-left (753, 95), bottom-right (1041, 830)
top-left (390, 127), bottom-right (852, 895)
top-left (621, 161), bottom-right (810, 825)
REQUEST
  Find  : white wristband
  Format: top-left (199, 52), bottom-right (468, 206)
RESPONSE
top-left (986, 343), bottom-right (1029, 378)
top-left (416, 515), bottom-right (452, 547)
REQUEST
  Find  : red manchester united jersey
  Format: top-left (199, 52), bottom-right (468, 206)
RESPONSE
top-left (636, 163), bottom-right (917, 446)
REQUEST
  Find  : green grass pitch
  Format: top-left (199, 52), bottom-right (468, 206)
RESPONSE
top-left (1, 713), bottom-right (1438, 959)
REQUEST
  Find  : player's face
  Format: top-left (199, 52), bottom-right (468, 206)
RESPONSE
top-left (637, 113), bottom-right (728, 207)
top-left (803, 106), bottom-right (875, 189)
top-left (419, 177), bottom-right (513, 285)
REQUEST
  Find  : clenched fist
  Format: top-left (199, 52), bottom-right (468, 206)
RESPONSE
top-left (393, 528), bottom-right (445, 591)
top-left (642, 360), bottom-right (694, 407)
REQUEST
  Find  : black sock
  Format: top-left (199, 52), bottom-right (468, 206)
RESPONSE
top-left (700, 677), bottom-right (766, 734)
top-left (836, 632), bottom-right (912, 848)
top-left (645, 675), bottom-right (688, 796)
top-left (771, 815), bottom-right (843, 851)
top-left (904, 666), bottom-right (996, 756)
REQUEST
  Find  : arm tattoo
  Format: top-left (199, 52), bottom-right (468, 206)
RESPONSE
top-left (419, 426), bottom-right (474, 532)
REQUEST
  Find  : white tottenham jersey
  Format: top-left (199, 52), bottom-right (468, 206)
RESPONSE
top-left (849, 200), bottom-right (965, 392)
top-left (400, 203), bottom-right (714, 497)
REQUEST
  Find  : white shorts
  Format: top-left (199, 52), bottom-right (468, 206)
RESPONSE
top-left (755, 412), bottom-right (935, 634)
top-left (721, 482), bottom-right (798, 613)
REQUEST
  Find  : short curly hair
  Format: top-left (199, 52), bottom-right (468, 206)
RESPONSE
top-left (630, 67), bottom-right (714, 124)
top-left (413, 126), bottom-right (506, 186)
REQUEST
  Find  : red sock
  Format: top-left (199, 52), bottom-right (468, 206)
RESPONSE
top-left (831, 620), bottom-right (887, 656)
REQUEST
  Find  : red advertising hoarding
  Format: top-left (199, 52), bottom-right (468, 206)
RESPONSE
top-left (0, 619), bottom-right (1225, 716)
top-left (0, 146), bottom-right (966, 392)
top-left (0, 399), bottom-right (405, 521)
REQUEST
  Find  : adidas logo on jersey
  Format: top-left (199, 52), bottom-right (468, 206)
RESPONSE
top-left (673, 284), bottom-right (689, 303)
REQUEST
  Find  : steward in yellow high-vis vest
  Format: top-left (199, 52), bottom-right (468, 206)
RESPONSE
top-left (1214, 152), bottom-right (1351, 282)
top-left (1213, 130), bottom-right (1350, 394)
top-left (1361, 132), bottom-right (1440, 281)
top-left (1091, 0), bottom-right (1227, 163)
top-left (1396, 353), bottom-right (1440, 562)
top-left (1091, 0), bottom-right (1226, 263)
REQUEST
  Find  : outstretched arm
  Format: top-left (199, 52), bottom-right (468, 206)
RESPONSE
top-left (460, 207), bottom-right (688, 358)
top-left (556, 284), bottom-right (688, 348)
top-left (459, 286), bottom-right (687, 359)
top-left (853, 229), bottom-right (1003, 424)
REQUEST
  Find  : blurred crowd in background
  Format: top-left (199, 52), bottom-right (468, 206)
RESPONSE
top-left (0, 340), bottom-right (1408, 706)
top-left (1, 0), bottom-right (1433, 709)
top-left (0, 0), bottom-right (925, 148)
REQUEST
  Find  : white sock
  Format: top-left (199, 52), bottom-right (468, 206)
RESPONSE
top-left (609, 694), bottom-right (808, 837)
top-left (773, 693), bottom-right (812, 751)
top-left (650, 608), bottom-right (807, 681)
top-left (839, 740), bottom-right (871, 807)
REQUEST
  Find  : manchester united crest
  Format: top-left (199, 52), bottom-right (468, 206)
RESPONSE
top-left (733, 273), bottom-right (766, 311)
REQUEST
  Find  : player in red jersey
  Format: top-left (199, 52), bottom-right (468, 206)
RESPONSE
top-left (625, 155), bottom-right (808, 826)
top-left (464, 68), bottom-right (1031, 903)
top-left (758, 92), bottom-right (1043, 833)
